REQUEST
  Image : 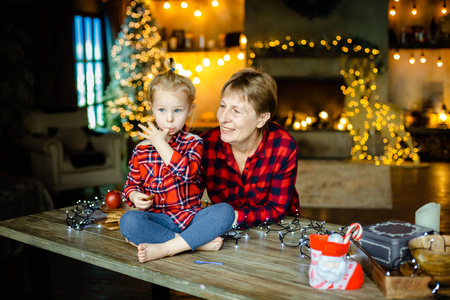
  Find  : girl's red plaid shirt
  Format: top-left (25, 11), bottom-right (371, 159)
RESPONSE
top-left (123, 125), bottom-right (203, 230)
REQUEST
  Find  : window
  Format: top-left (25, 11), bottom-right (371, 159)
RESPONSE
top-left (73, 15), bottom-right (107, 128)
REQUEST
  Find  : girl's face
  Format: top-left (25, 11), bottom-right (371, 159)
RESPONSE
top-left (151, 89), bottom-right (194, 137)
top-left (216, 91), bottom-right (269, 147)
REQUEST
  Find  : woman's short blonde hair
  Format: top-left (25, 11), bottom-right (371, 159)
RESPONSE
top-left (221, 68), bottom-right (277, 129)
top-left (148, 57), bottom-right (196, 104)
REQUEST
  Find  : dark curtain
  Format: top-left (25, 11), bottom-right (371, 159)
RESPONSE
top-left (0, 0), bottom-right (130, 173)
top-left (103, 0), bottom-right (131, 73)
top-left (105, 0), bottom-right (131, 38)
top-left (39, 0), bottom-right (78, 112)
top-left (0, 0), bottom-right (131, 113)
top-left (0, 0), bottom-right (76, 112)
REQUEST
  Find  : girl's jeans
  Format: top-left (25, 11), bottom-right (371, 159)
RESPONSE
top-left (119, 202), bottom-right (235, 250)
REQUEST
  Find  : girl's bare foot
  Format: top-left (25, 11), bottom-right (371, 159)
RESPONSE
top-left (197, 237), bottom-right (223, 251)
top-left (137, 243), bottom-right (170, 263)
top-left (135, 236), bottom-right (222, 263)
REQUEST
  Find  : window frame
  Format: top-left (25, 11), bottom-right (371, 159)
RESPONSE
top-left (72, 12), bottom-right (110, 129)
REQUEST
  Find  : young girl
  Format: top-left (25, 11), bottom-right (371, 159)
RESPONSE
top-left (119, 58), bottom-right (235, 263)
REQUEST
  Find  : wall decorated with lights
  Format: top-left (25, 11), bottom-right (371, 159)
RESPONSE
top-left (388, 0), bottom-right (450, 124)
top-left (245, 0), bottom-right (390, 102)
top-left (104, 0), bottom-right (246, 136)
top-left (389, 48), bottom-right (450, 120)
top-left (249, 34), bottom-right (420, 165)
top-left (249, 35), bottom-right (381, 133)
top-left (169, 50), bottom-right (246, 127)
top-left (243, 0), bottom-right (424, 164)
top-left (148, 0), bottom-right (244, 49)
top-left (149, 0), bottom-right (247, 127)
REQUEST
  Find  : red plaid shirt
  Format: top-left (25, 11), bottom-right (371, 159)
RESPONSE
top-left (123, 126), bottom-right (203, 230)
top-left (201, 122), bottom-right (300, 227)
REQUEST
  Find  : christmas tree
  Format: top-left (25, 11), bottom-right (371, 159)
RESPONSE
top-left (104, 0), bottom-right (166, 137)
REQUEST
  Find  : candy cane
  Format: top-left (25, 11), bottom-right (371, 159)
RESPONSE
top-left (343, 223), bottom-right (363, 244)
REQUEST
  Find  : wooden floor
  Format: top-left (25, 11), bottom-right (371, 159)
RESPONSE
top-left (0, 161), bottom-right (449, 300)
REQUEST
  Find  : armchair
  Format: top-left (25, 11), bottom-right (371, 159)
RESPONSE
top-left (20, 108), bottom-right (126, 193)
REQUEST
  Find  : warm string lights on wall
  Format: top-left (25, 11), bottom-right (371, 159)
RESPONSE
top-left (438, 55), bottom-right (444, 66)
top-left (162, 0), bottom-right (220, 17)
top-left (168, 36), bottom-right (247, 86)
top-left (389, 0), bottom-right (448, 67)
top-left (411, 2), bottom-right (418, 15)
top-left (390, 5), bottom-right (396, 16)
top-left (394, 50), bottom-right (444, 67)
top-left (389, 0), bottom-right (449, 17)
top-left (420, 52), bottom-right (426, 63)
top-left (155, 0), bottom-right (246, 86)
top-left (409, 52), bottom-right (415, 64)
top-left (168, 49), bottom-right (246, 87)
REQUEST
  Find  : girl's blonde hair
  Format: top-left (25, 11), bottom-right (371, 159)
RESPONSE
top-left (148, 58), bottom-right (196, 104)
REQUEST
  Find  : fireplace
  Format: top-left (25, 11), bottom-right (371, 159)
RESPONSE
top-left (256, 56), bottom-right (353, 158)
top-left (256, 56), bottom-right (347, 128)
top-left (274, 76), bottom-right (345, 124)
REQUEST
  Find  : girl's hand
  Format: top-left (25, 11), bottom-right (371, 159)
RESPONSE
top-left (129, 191), bottom-right (154, 210)
top-left (138, 122), bottom-right (170, 146)
top-left (137, 121), bottom-right (175, 166)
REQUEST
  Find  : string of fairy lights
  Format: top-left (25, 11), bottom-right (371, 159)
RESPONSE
top-left (389, 0), bottom-right (448, 17)
top-left (65, 196), bottom-right (360, 263)
top-left (161, 0), bottom-right (220, 15)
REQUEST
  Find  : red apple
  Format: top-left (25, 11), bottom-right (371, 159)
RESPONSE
top-left (105, 190), bottom-right (122, 209)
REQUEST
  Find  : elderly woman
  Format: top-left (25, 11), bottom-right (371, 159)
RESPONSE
top-left (201, 68), bottom-right (300, 227)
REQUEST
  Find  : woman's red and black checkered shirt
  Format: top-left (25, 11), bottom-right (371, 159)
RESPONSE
top-left (200, 122), bottom-right (300, 227)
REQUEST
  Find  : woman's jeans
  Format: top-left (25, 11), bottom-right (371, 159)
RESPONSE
top-left (119, 202), bottom-right (235, 250)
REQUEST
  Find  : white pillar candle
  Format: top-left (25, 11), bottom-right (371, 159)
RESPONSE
top-left (415, 202), bottom-right (441, 233)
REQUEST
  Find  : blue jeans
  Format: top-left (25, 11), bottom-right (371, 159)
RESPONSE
top-left (119, 202), bottom-right (235, 250)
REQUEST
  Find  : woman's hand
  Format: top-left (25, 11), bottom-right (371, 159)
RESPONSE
top-left (129, 191), bottom-right (154, 210)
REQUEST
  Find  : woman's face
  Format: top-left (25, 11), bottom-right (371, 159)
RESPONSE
top-left (152, 89), bottom-right (194, 137)
top-left (216, 91), bottom-right (269, 147)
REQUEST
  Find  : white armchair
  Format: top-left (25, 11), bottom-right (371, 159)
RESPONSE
top-left (20, 108), bottom-right (126, 193)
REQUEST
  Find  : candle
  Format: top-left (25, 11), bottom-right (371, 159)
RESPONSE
top-left (415, 202), bottom-right (441, 233)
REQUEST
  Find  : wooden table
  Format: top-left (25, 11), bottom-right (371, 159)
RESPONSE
top-left (0, 206), bottom-right (387, 300)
